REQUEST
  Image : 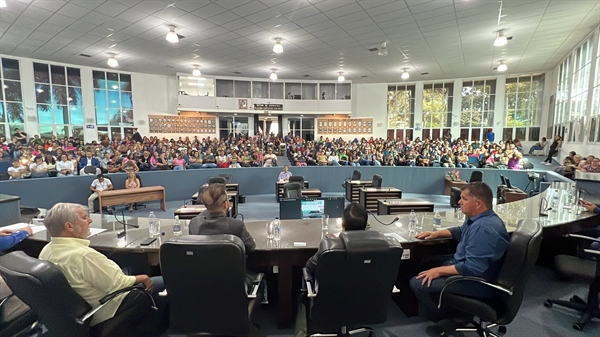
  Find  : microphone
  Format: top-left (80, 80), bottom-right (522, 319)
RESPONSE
top-left (368, 210), bottom-right (399, 226)
top-left (114, 208), bottom-right (139, 238)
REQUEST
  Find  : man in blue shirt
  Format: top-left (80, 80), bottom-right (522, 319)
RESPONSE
top-left (410, 182), bottom-right (510, 323)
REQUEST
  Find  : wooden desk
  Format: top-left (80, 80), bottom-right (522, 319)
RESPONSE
top-left (276, 181), bottom-right (309, 202)
top-left (301, 188), bottom-right (322, 198)
top-left (174, 204), bottom-right (233, 219)
top-left (505, 189), bottom-right (527, 203)
top-left (378, 198), bottom-right (434, 215)
top-left (98, 186), bottom-right (166, 214)
top-left (359, 187), bottom-right (402, 212)
top-left (444, 179), bottom-right (468, 195)
top-left (191, 191), bottom-right (238, 216)
top-left (345, 180), bottom-right (372, 202)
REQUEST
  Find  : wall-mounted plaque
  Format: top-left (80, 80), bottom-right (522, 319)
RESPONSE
top-left (315, 117), bottom-right (373, 135)
top-left (148, 114), bottom-right (216, 134)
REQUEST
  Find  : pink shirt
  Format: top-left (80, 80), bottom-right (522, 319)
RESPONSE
top-left (172, 158), bottom-right (185, 167)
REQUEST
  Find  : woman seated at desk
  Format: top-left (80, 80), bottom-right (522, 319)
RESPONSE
top-left (125, 171), bottom-right (141, 212)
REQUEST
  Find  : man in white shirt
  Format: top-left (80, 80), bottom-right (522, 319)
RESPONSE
top-left (263, 148), bottom-right (277, 167)
top-left (88, 174), bottom-right (113, 212)
top-left (39, 203), bottom-right (166, 333)
top-left (7, 159), bottom-right (26, 179)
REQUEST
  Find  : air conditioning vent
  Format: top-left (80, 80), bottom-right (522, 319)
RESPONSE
top-left (79, 54), bottom-right (91, 58)
top-left (367, 47), bottom-right (378, 52)
top-left (421, 72), bottom-right (429, 75)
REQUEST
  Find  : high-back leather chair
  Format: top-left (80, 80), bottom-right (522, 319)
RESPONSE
top-left (289, 175), bottom-right (305, 188)
top-left (0, 288), bottom-right (37, 337)
top-left (469, 170), bottom-right (483, 182)
top-left (283, 182), bottom-right (302, 199)
top-left (450, 187), bottom-right (461, 210)
top-left (0, 251), bottom-right (152, 337)
top-left (219, 173), bottom-right (233, 183)
top-left (438, 220), bottom-right (542, 336)
top-left (160, 235), bottom-right (264, 336)
top-left (544, 233), bottom-right (600, 331)
top-left (302, 231), bottom-right (402, 335)
top-left (342, 170), bottom-right (362, 189)
top-left (208, 176), bottom-right (226, 185)
top-left (371, 174), bottom-right (383, 188)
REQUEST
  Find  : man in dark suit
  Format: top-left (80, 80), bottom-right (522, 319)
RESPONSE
top-left (78, 151), bottom-right (101, 175)
top-left (132, 128), bottom-right (143, 144)
top-left (305, 203), bottom-right (368, 275)
top-left (189, 183), bottom-right (255, 253)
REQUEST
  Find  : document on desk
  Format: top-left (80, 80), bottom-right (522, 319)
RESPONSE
top-left (2, 223), bottom-right (47, 234)
top-left (87, 228), bottom-right (107, 237)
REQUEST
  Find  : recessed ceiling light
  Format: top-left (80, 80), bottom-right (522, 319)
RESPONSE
top-left (401, 69), bottom-right (410, 80)
top-left (497, 61), bottom-right (508, 72)
top-left (337, 72), bottom-right (345, 82)
top-left (270, 71), bottom-right (278, 80)
top-left (494, 30), bottom-right (508, 47)
top-left (192, 65), bottom-right (201, 76)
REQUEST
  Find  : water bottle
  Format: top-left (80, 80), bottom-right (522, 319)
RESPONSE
top-left (173, 215), bottom-right (182, 236)
top-left (433, 210), bottom-right (442, 231)
top-left (551, 189), bottom-right (559, 214)
top-left (408, 210), bottom-right (416, 233)
top-left (149, 211), bottom-right (160, 237)
top-left (273, 217), bottom-right (281, 241)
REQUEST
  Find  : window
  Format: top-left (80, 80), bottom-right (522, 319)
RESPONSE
top-left (387, 84), bottom-right (415, 140)
top-left (504, 75), bottom-right (544, 141)
top-left (591, 33), bottom-right (600, 143)
top-left (0, 58), bottom-right (24, 140)
top-left (422, 82), bottom-right (453, 140)
top-left (93, 71), bottom-right (133, 140)
top-left (219, 116), bottom-right (248, 139)
top-left (178, 76), bottom-right (214, 96)
top-left (460, 80), bottom-right (496, 141)
top-left (288, 117), bottom-right (314, 141)
top-left (34, 63), bottom-right (84, 140)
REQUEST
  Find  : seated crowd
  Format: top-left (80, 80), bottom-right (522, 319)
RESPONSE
top-left (284, 133), bottom-right (533, 169)
top-left (556, 151), bottom-right (600, 178)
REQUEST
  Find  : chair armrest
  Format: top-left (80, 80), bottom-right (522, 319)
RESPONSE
top-left (302, 267), bottom-right (317, 298)
top-left (76, 284), bottom-right (146, 324)
top-left (567, 234), bottom-right (600, 243)
top-left (247, 272), bottom-right (265, 299)
top-left (437, 276), bottom-right (512, 309)
top-left (583, 249), bottom-right (600, 257)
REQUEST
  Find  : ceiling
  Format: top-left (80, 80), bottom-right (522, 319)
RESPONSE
top-left (1, 0), bottom-right (599, 83)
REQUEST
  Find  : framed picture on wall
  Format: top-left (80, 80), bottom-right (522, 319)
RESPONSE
top-left (238, 99), bottom-right (248, 109)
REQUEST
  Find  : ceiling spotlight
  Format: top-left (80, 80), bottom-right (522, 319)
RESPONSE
top-left (166, 25), bottom-right (179, 43)
top-left (497, 61), bottom-right (508, 72)
top-left (337, 72), bottom-right (345, 82)
top-left (270, 71), bottom-right (278, 80)
top-left (494, 30), bottom-right (507, 47)
top-left (273, 38), bottom-right (283, 54)
top-left (192, 65), bottom-right (201, 76)
top-left (107, 54), bottom-right (118, 67)
top-left (401, 69), bottom-right (409, 80)
top-left (378, 42), bottom-right (388, 56)
top-left (0, 0), bottom-right (6, 8)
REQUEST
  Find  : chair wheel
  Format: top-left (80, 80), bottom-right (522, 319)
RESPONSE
top-left (544, 300), bottom-right (553, 308)
top-left (572, 323), bottom-right (584, 331)
top-left (498, 326), bottom-right (507, 335)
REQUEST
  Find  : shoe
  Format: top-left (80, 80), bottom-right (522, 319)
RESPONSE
top-left (545, 163), bottom-right (552, 165)
top-left (540, 162), bottom-right (547, 164)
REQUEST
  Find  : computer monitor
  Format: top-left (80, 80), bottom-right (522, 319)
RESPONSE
top-left (301, 199), bottom-right (325, 219)
top-left (279, 197), bottom-right (345, 220)
top-left (500, 174), bottom-right (507, 186)
top-left (505, 177), bottom-right (513, 189)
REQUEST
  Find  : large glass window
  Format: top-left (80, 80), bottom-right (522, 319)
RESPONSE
top-left (93, 71), bottom-right (133, 140)
top-left (591, 33), bottom-right (600, 143)
top-left (504, 75), bottom-right (544, 141)
top-left (219, 116), bottom-right (248, 139)
top-left (0, 58), bottom-right (24, 140)
top-left (422, 82), bottom-right (453, 140)
top-left (178, 76), bottom-right (215, 96)
top-left (288, 117), bottom-right (314, 141)
top-left (34, 63), bottom-right (84, 140)
top-left (460, 79), bottom-right (496, 141)
top-left (387, 84), bottom-right (415, 140)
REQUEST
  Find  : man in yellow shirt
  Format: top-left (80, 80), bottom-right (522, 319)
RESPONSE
top-left (39, 203), bottom-right (166, 333)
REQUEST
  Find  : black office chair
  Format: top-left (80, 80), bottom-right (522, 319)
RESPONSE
top-left (283, 182), bottom-right (302, 199)
top-left (371, 174), bottom-right (383, 188)
top-left (450, 187), bottom-right (461, 211)
top-left (208, 176), bottom-right (226, 185)
top-left (289, 175), bottom-right (305, 188)
top-left (83, 166), bottom-right (98, 175)
top-left (469, 170), bottom-right (483, 183)
top-left (132, 173), bottom-right (146, 210)
top-left (438, 220), bottom-right (543, 337)
top-left (0, 292), bottom-right (37, 337)
top-left (302, 231), bottom-right (402, 336)
top-left (219, 173), bottom-right (233, 183)
top-left (342, 170), bottom-right (362, 189)
top-left (160, 235), bottom-right (264, 336)
top-left (544, 234), bottom-right (600, 331)
top-left (0, 251), bottom-right (154, 337)
top-left (522, 162), bottom-right (534, 170)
